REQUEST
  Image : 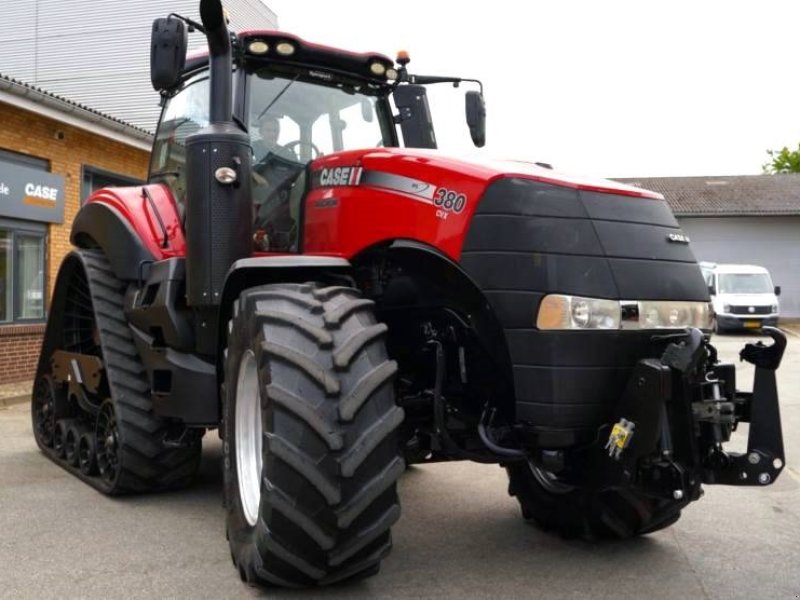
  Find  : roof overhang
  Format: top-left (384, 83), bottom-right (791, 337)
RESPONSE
top-left (0, 77), bottom-right (153, 152)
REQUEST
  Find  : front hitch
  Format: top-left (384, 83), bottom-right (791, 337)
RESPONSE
top-left (705, 327), bottom-right (786, 485)
top-left (602, 327), bottom-right (787, 500)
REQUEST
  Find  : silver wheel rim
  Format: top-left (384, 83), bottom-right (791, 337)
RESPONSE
top-left (235, 350), bottom-right (263, 527)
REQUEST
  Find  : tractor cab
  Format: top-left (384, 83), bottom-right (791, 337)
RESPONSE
top-left (149, 26), bottom-right (485, 251)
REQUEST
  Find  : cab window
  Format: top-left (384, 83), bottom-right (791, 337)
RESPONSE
top-left (149, 74), bottom-right (210, 207)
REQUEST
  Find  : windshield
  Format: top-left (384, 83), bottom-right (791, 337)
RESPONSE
top-left (718, 273), bottom-right (773, 294)
top-left (248, 70), bottom-right (391, 163)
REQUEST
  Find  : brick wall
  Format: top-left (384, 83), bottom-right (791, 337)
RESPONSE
top-left (0, 324), bottom-right (46, 384)
top-left (0, 101), bottom-right (150, 383)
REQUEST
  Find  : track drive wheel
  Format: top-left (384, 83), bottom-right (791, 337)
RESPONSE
top-left (32, 249), bottom-right (201, 494)
top-left (223, 283), bottom-right (404, 588)
top-left (506, 462), bottom-right (683, 539)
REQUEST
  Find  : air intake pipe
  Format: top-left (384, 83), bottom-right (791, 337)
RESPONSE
top-left (184, 0), bottom-right (252, 325)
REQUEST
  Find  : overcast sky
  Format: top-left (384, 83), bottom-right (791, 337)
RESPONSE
top-left (265, 0), bottom-right (800, 178)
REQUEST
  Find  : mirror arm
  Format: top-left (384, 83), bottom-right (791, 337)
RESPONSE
top-left (168, 13), bottom-right (205, 34)
top-left (408, 74), bottom-right (484, 95)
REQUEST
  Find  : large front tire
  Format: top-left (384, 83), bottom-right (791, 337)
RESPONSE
top-left (223, 283), bottom-right (403, 588)
top-left (506, 462), bottom-right (683, 539)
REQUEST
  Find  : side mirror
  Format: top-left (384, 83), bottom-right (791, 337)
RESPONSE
top-left (465, 90), bottom-right (486, 147)
top-left (775, 285), bottom-right (781, 296)
top-left (151, 17), bottom-right (188, 92)
top-left (393, 85), bottom-right (437, 149)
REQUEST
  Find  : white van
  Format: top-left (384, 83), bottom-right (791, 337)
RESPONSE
top-left (700, 262), bottom-right (780, 332)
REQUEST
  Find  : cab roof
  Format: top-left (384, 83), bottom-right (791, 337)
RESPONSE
top-left (237, 30), bottom-right (395, 83)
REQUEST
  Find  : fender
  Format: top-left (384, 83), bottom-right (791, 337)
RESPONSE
top-left (71, 202), bottom-right (155, 281)
top-left (216, 255), bottom-right (353, 376)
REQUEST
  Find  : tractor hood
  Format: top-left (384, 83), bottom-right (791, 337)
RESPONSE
top-left (305, 146), bottom-right (707, 306)
top-left (310, 148), bottom-right (662, 202)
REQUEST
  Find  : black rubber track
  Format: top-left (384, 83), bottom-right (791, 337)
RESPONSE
top-left (223, 283), bottom-right (403, 588)
top-left (506, 462), bottom-right (684, 539)
top-left (33, 249), bottom-right (201, 494)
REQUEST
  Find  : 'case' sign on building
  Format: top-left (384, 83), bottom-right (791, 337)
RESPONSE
top-left (0, 161), bottom-right (66, 224)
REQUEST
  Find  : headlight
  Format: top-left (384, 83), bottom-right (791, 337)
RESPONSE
top-left (536, 295), bottom-right (712, 330)
top-left (771, 304), bottom-right (779, 313)
top-left (723, 304), bottom-right (731, 313)
top-left (537, 295), bottom-right (620, 330)
top-left (631, 301), bottom-right (712, 330)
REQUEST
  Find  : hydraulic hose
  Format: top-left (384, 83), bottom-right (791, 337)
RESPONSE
top-left (477, 408), bottom-right (525, 458)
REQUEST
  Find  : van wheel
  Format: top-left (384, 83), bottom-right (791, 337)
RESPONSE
top-left (712, 317), bottom-right (722, 334)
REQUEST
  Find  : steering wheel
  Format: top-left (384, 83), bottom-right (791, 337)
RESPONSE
top-left (283, 139), bottom-right (322, 161)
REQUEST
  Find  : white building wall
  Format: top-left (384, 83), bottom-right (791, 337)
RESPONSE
top-left (0, 0), bottom-right (278, 133)
top-left (679, 216), bottom-right (800, 318)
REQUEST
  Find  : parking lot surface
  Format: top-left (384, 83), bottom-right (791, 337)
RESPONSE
top-left (1, 333), bottom-right (799, 599)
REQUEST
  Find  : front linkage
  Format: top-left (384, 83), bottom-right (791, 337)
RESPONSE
top-left (602, 327), bottom-right (786, 503)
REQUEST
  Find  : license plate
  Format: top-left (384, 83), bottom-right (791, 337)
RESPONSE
top-left (743, 321), bottom-right (761, 329)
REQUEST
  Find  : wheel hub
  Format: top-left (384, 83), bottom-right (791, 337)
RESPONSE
top-left (235, 349), bottom-right (263, 527)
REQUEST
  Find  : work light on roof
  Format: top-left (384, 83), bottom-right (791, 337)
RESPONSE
top-left (247, 40), bottom-right (269, 55)
top-left (276, 42), bottom-right (296, 56)
top-left (386, 68), bottom-right (399, 81)
top-left (369, 61), bottom-right (386, 76)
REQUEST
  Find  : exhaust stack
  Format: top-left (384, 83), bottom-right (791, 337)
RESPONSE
top-left (184, 0), bottom-right (252, 353)
top-left (199, 0), bottom-right (232, 124)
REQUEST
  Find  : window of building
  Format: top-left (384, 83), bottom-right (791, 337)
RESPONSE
top-left (0, 148), bottom-right (49, 170)
top-left (82, 166), bottom-right (143, 204)
top-left (0, 221), bottom-right (47, 323)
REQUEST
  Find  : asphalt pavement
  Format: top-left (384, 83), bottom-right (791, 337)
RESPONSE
top-left (1, 332), bottom-right (799, 599)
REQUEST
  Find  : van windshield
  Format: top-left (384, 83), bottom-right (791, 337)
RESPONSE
top-left (718, 273), bottom-right (773, 294)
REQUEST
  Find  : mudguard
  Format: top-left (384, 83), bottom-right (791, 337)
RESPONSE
top-left (71, 202), bottom-right (155, 281)
top-left (216, 255), bottom-right (353, 367)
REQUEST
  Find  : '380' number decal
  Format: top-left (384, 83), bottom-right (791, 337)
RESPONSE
top-left (434, 188), bottom-right (467, 213)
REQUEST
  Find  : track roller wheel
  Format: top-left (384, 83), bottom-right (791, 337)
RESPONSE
top-left (54, 419), bottom-right (75, 459)
top-left (223, 283), bottom-right (404, 588)
top-left (78, 432), bottom-right (98, 476)
top-left (64, 422), bottom-right (89, 467)
top-left (32, 375), bottom-right (58, 448)
top-left (506, 462), bottom-right (683, 539)
top-left (96, 401), bottom-right (121, 486)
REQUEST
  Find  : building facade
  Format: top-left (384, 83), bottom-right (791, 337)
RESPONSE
top-left (0, 0), bottom-right (278, 133)
top-left (0, 2), bottom-right (278, 385)
top-left (0, 80), bottom-right (151, 383)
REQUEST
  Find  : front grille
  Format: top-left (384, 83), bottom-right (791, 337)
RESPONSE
top-left (730, 305), bottom-right (772, 315)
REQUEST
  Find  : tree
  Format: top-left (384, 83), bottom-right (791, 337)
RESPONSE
top-left (763, 144), bottom-right (800, 173)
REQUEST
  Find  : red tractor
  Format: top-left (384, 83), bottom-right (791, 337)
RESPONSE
top-left (32, 0), bottom-right (787, 588)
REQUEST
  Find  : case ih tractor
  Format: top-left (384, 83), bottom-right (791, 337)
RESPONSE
top-left (32, 0), bottom-right (787, 588)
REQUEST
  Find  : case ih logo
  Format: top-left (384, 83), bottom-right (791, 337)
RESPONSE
top-left (316, 166), bottom-right (363, 187)
top-left (667, 233), bottom-right (690, 244)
